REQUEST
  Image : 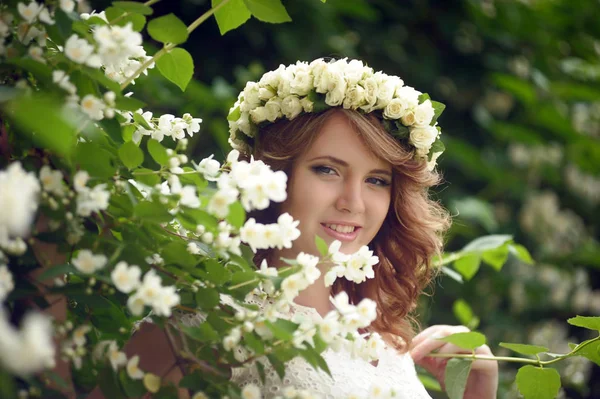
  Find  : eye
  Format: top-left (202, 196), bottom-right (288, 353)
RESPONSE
top-left (366, 176), bottom-right (391, 187)
top-left (312, 165), bottom-right (338, 176)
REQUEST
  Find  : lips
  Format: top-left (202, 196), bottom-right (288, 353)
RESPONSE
top-left (321, 222), bottom-right (362, 241)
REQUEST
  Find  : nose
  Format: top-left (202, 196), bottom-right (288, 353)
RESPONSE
top-left (335, 177), bottom-right (366, 214)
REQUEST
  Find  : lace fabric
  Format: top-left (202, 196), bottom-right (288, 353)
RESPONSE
top-left (178, 295), bottom-right (432, 399)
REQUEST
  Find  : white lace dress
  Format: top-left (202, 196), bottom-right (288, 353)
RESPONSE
top-left (180, 295), bottom-right (432, 399)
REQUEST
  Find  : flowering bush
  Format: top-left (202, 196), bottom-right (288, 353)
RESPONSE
top-left (0, 1), bottom-right (598, 399)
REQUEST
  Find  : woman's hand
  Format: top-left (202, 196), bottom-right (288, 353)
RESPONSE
top-left (410, 325), bottom-right (498, 399)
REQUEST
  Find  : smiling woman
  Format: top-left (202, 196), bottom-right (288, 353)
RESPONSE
top-left (248, 107), bottom-right (450, 351)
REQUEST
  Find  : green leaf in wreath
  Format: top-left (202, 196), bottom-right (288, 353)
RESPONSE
top-left (148, 13), bottom-right (189, 44)
top-left (213, 0), bottom-right (251, 35)
top-left (499, 342), bottom-right (549, 356)
top-left (242, 0), bottom-right (292, 23)
top-left (156, 48), bottom-right (194, 92)
top-left (118, 141), bottom-right (144, 169)
top-left (444, 358), bottom-right (472, 399)
top-left (567, 315), bottom-right (600, 331)
top-left (516, 365), bottom-right (561, 399)
top-left (438, 331), bottom-right (486, 350)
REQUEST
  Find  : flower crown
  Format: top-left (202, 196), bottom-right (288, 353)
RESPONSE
top-left (227, 58), bottom-right (446, 170)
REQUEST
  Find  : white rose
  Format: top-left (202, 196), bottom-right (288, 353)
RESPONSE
top-left (290, 69), bottom-right (313, 96)
top-left (264, 98), bottom-right (282, 122)
top-left (414, 99), bottom-right (435, 126)
top-left (395, 86), bottom-right (421, 109)
top-left (341, 59), bottom-right (367, 86)
top-left (383, 98), bottom-right (407, 119)
top-left (310, 59), bottom-right (328, 92)
top-left (258, 87), bottom-right (275, 101)
top-left (237, 112), bottom-right (255, 137)
top-left (281, 95), bottom-right (303, 120)
top-left (259, 69), bottom-right (278, 89)
top-left (409, 126), bottom-right (438, 151)
top-left (375, 73), bottom-right (402, 108)
top-left (277, 67), bottom-right (294, 98)
top-left (249, 106), bottom-right (268, 124)
top-left (401, 111), bottom-right (416, 126)
top-left (240, 82), bottom-right (260, 111)
top-left (343, 84), bottom-right (366, 109)
top-left (359, 76), bottom-right (378, 112)
top-left (300, 97), bottom-right (314, 112)
top-left (325, 86), bottom-right (345, 107)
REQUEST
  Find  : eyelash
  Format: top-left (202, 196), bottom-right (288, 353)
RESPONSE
top-left (311, 165), bottom-right (391, 187)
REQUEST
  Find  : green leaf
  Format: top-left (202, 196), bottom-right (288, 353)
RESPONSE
top-left (242, 0), bottom-right (292, 23)
top-left (266, 354), bottom-right (286, 380)
top-left (481, 244), bottom-right (509, 271)
top-left (226, 201), bottom-right (246, 228)
top-left (567, 316), bottom-right (600, 331)
top-left (213, 0), bottom-right (251, 35)
top-left (181, 323), bottom-right (219, 342)
top-left (147, 139), bottom-right (169, 166)
top-left (509, 244), bottom-right (534, 264)
top-left (450, 197), bottom-right (498, 232)
top-left (453, 254), bottom-right (481, 281)
top-left (113, 1), bottom-right (154, 15)
top-left (204, 259), bottom-right (231, 285)
top-left (133, 168), bottom-right (160, 186)
top-left (440, 266), bottom-right (464, 283)
top-left (516, 366), bottom-right (561, 399)
top-left (98, 366), bottom-right (127, 399)
top-left (227, 106), bottom-right (241, 121)
top-left (156, 48), bottom-right (194, 92)
top-left (114, 96), bottom-right (146, 112)
top-left (133, 112), bottom-right (153, 130)
top-left (572, 339), bottom-right (600, 366)
top-left (147, 14), bottom-right (189, 44)
top-left (35, 264), bottom-right (77, 283)
top-left (105, 6), bottom-right (146, 31)
top-left (452, 299), bottom-right (479, 330)
top-left (265, 319), bottom-right (298, 340)
top-left (315, 235), bottom-right (328, 257)
top-left (462, 235), bottom-right (513, 252)
top-left (444, 358), bottom-right (472, 399)
top-left (439, 331), bottom-right (486, 350)
top-left (118, 141), bottom-right (144, 169)
top-left (5, 94), bottom-right (76, 157)
top-left (118, 369), bottom-right (146, 398)
top-left (491, 73), bottom-right (536, 105)
top-left (134, 201), bottom-right (173, 223)
top-left (195, 287), bottom-right (220, 310)
top-left (431, 101), bottom-right (446, 125)
top-left (255, 360), bottom-right (266, 384)
top-left (74, 142), bottom-right (117, 179)
top-left (229, 271), bottom-right (259, 297)
top-left (499, 343), bottom-right (549, 356)
top-left (100, 117), bottom-right (124, 145)
top-left (162, 241), bottom-right (198, 268)
top-left (243, 332), bottom-right (265, 355)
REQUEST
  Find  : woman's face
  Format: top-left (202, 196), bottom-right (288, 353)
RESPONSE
top-left (277, 113), bottom-right (392, 260)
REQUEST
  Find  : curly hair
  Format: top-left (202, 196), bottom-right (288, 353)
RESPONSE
top-left (246, 108), bottom-right (451, 352)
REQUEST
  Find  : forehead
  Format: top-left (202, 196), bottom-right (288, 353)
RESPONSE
top-left (301, 113), bottom-right (391, 171)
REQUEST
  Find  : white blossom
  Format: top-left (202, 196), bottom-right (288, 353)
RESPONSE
top-left (241, 383), bottom-right (262, 399)
top-left (0, 265), bottom-right (14, 302)
top-left (80, 94), bottom-right (106, 120)
top-left (59, 0), bottom-right (76, 13)
top-left (126, 355), bottom-right (145, 379)
top-left (64, 34), bottom-right (101, 67)
top-left (72, 325), bottom-right (92, 347)
top-left (107, 341), bottom-right (127, 371)
top-left (196, 155), bottom-right (221, 181)
top-left (72, 249), bottom-right (107, 274)
top-left (76, 183), bottom-right (110, 217)
top-left (39, 166), bottom-right (65, 196)
top-left (0, 162), bottom-right (40, 238)
top-left (111, 261), bottom-right (141, 293)
top-left (0, 310), bottom-right (56, 376)
top-left (17, 2), bottom-right (43, 23)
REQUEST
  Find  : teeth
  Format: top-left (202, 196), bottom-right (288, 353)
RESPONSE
top-left (325, 224), bottom-right (356, 234)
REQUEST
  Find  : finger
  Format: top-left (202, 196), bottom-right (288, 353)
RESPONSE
top-left (411, 324), bottom-right (453, 347)
top-left (410, 326), bottom-right (470, 361)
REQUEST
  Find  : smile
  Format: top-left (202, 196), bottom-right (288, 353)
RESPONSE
top-left (321, 223), bottom-right (362, 241)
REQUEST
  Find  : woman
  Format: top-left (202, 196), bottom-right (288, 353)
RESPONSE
top-left (221, 58), bottom-right (499, 398)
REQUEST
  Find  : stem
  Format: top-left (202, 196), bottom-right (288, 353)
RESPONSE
top-left (228, 278), bottom-right (259, 291)
top-left (120, 0), bottom-right (233, 91)
top-left (427, 335), bottom-right (600, 366)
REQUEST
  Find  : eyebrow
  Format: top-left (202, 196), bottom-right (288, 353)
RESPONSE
top-left (307, 155), bottom-right (392, 177)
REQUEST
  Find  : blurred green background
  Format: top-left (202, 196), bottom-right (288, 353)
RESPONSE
top-left (89, 0), bottom-right (600, 397)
